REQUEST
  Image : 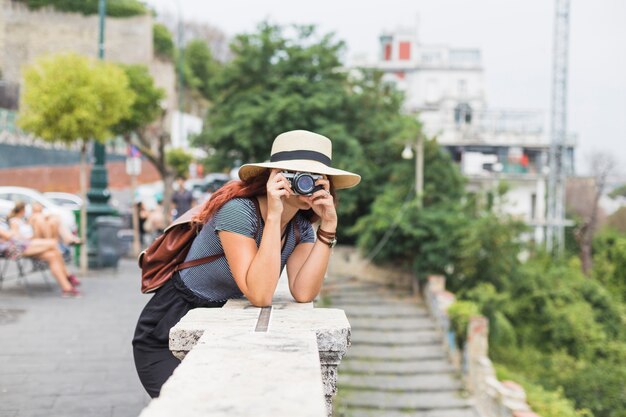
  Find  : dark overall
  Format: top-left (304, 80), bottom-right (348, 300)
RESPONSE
top-left (132, 272), bottom-right (224, 398)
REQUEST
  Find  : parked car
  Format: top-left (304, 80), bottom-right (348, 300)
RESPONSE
top-left (204, 173), bottom-right (232, 193)
top-left (43, 192), bottom-right (83, 210)
top-left (0, 186), bottom-right (77, 232)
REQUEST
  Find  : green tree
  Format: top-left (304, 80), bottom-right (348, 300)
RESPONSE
top-left (353, 138), bottom-right (467, 273)
top-left (592, 230), bottom-right (626, 302)
top-left (153, 23), bottom-right (175, 61)
top-left (19, 53), bottom-right (134, 271)
top-left (166, 148), bottom-right (194, 178)
top-left (16, 0), bottom-right (147, 16)
top-left (182, 39), bottom-right (220, 101)
top-left (112, 64), bottom-right (181, 222)
top-left (194, 23), bottom-right (415, 239)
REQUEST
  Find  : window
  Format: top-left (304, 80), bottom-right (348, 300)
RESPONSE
top-left (454, 103), bottom-right (473, 125)
top-left (531, 193), bottom-right (537, 220)
top-left (384, 43), bottom-right (392, 61)
top-left (399, 41), bottom-right (411, 60)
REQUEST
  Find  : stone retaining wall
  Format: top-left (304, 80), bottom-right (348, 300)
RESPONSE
top-left (139, 275), bottom-right (351, 417)
top-left (327, 245), bottom-right (413, 291)
top-left (424, 275), bottom-right (541, 417)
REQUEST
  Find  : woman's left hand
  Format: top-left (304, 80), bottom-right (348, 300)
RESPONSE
top-left (303, 177), bottom-right (337, 231)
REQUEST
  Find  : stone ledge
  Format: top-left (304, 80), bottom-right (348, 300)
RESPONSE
top-left (140, 330), bottom-right (327, 417)
top-left (140, 274), bottom-right (351, 417)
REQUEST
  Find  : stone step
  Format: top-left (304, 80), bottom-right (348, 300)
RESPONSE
top-left (350, 329), bottom-right (442, 346)
top-left (341, 305), bottom-right (429, 319)
top-left (338, 373), bottom-right (462, 392)
top-left (325, 298), bottom-right (422, 307)
top-left (350, 317), bottom-right (437, 332)
top-left (337, 390), bottom-right (472, 411)
top-left (324, 287), bottom-right (412, 297)
top-left (340, 359), bottom-right (456, 375)
top-left (345, 345), bottom-right (445, 361)
top-left (334, 406), bottom-right (478, 417)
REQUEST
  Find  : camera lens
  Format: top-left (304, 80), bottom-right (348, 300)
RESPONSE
top-left (294, 174), bottom-right (315, 195)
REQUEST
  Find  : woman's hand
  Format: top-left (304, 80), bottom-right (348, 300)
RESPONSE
top-left (305, 177), bottom-right (337, 232)
top-left (266, 169), bottom-right (293, 219)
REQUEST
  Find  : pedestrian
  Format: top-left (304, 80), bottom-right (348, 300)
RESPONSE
top-left (136, 201), bottom-right (149, 246)
top-left (132, 130), bottom-right (360, 398)
top-left (171, 176), bottom-right (194, 219)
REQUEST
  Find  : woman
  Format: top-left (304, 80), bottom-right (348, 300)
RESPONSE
top-left (29, 202), bottom-right (81, 246)
top-left (7, 201), bottom-right (34, 239)
top-left (9, 201), bottom-right (81, 268)
top-left (0, 216), bottom-right (81, 297)
top-left (132, 130), bottom-right (360, 398)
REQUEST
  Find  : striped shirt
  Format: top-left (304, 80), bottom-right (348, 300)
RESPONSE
top-left (179, 198), bottom-right (315, 302)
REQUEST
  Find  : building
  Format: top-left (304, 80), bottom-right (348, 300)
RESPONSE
top-left (0, 0), bottom-right (184, 148)
top-left (358, 28), bottom-right (575, 242)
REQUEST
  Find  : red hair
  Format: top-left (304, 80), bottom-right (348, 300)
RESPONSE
top-left (193, 170), bottom-right (338, 224)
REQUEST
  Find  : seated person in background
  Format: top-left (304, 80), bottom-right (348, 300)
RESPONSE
top-left (28, 202), bottom-right (81, 248)
top-left (0, 218), bottom-right (81, 297)
top-left (7, 201), bottom-right (34, 240)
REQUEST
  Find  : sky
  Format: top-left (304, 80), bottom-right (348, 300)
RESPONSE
top-left (147, 0), bottom-right (626, 175)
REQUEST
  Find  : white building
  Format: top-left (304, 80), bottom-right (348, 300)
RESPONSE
top-left (359, 28), bottom-right (575, 242)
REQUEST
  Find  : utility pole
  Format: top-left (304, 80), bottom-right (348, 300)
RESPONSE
top-left (546, 0), bottom-right (571, 253)
top-left (416, 134), bottom-right (424, 207)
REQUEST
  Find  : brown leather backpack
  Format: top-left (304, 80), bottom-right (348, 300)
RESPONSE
top-left (139, 204), bottom-right (208, 293)
top-left (139, 197), bottom-right (301, 293)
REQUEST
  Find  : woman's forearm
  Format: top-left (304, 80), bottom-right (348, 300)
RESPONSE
top-left (290, 240), bottom-right (332, 303)
top-left (244, 216), bottom-right (282, 306)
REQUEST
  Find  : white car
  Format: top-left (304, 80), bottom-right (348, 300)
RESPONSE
top-left (0, 186), bottom-right (77, 232)
top-left (43, 192), bottom-right (83, 210)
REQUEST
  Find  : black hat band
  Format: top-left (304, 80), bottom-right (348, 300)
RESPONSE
top-left (270, 150), bottom-right (331, 166)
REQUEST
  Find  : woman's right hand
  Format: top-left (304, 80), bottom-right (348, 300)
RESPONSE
top-left (266, 169), bottom-right (292, 218)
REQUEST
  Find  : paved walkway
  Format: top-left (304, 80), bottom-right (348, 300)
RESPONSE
top-left (0, 258), bottom-right (150, 417)
top-left (323, 277), bottom-right (479, 417)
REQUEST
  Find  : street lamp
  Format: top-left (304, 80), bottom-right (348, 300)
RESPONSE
top-left (402, 134), bottom-right (424, 207)
top-left (86, 0), bottom-right (116, 268)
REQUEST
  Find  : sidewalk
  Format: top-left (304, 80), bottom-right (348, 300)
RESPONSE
top-left (0, 259), bottom-right (151, 417)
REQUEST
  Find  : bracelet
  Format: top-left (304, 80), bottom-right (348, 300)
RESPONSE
top-left (316, 228), bottom-right (337, 248)
top-left (317, 227), bottom-right (336, 238)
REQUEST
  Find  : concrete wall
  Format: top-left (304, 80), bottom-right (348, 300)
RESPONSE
top-left (327, 245), bottom-right (414, 291)
top-left (0, 0), bottom-right (153, 83)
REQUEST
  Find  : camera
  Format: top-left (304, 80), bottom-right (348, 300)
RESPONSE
top-left (281, 171), bottom-right (324, 196)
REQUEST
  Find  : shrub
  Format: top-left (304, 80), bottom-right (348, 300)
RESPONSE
top-left (17, 0), bottom-right (148, 17)
top-left (153, 23), bottom-right (175, 61)
top-left (495, 364), bottom-right (591, 417)
top-left (447, 301), bottom-right (480, 349)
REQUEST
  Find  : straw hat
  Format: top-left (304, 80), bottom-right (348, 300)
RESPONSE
top-left (238, 130), bottom-right (361, 189)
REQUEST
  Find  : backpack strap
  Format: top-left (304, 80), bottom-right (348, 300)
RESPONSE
top-left (175, 253), bottom-right (224, 272)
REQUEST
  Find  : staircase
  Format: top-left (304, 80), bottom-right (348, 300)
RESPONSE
top-left (323, 278), bottom-right (479, 417)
